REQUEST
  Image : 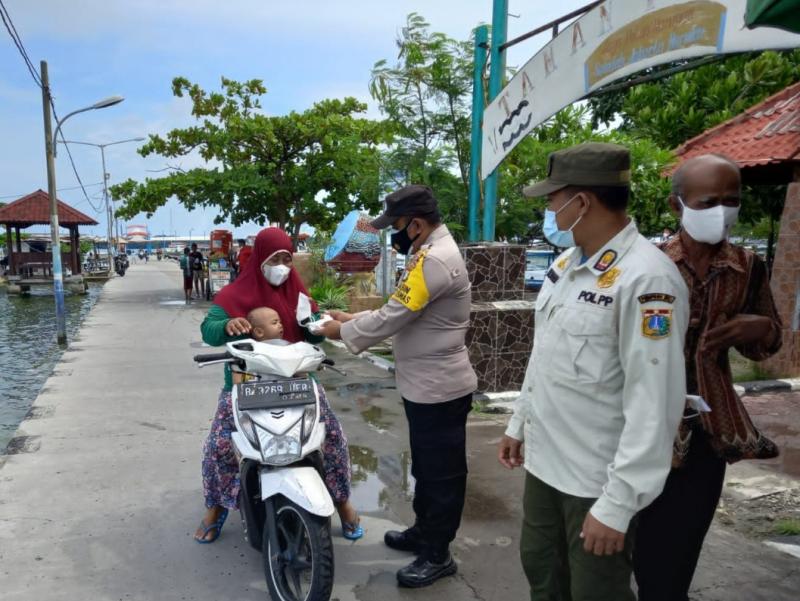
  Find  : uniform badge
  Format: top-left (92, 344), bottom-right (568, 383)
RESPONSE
top-left (597, 267), bottom-right (621, 289)
top-left (593, 250), bottom-right (617, 272)
top-left (556, 256), bottom-right (569, 271)
top-left (392, 251), bottom-right (430, 312)
top-left (642, 309), bottom-right (672, 339)
top-left (638, 293), bottom-right (676, 304)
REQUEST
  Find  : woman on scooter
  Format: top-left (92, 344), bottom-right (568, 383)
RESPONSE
top-left (194, 227), bottom-right (362, 544)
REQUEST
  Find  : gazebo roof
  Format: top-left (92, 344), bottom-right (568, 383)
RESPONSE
top-left (0, 189), bottom-right (98, 227)
top-left (672, 81), bottom-right (800, 184)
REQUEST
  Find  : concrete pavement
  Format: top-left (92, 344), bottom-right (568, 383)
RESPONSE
top-left (1, 260), bottom-right (798, 600)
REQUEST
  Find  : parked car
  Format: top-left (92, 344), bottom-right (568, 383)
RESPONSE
top-left (525, 248), bottom-right (555, 291)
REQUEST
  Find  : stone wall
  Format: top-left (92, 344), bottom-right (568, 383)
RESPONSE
top-left (462, 244), bottom-right (533, 392)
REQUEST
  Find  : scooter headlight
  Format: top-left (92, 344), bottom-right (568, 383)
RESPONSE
top-left (301, 404), bottom-right (317, 444)
top-left (260, 421), bottom-right (302, 466)
top-left (238, 411), bottom-right (259, 447)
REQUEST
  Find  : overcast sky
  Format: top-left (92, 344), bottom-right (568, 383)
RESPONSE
top-left (0, 0), bottom-right (586, 239)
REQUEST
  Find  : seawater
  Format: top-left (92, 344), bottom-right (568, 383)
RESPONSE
top-left (0, 283), bottom-right (103, 450)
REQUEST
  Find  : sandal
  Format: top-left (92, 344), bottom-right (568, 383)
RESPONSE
top-left (342, 514), bottom-right (364, 541)
top-left (195, 508), bottom-right (229, 544)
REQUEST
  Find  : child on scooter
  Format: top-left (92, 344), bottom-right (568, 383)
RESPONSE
top-left (233, 306), bottom-right (363, 541)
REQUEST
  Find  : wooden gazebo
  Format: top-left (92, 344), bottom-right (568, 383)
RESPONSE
top-left (672, 81), bottom-right (800, 378)
top-left (0, 189), bottom-right (98, 286)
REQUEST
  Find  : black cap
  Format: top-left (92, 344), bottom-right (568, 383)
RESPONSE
top-left (370, 185), bottom-right (439, 230)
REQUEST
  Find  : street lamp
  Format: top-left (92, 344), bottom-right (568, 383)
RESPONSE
top-left (52, 96), bottom-right (124, 157)
top-left (40, 59), bottom-right (123, 345)
top-left (58, 137), bottom-right (144, 271)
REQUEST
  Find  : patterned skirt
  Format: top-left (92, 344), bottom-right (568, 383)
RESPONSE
top-left (202, 385), bottom-right (352, 509)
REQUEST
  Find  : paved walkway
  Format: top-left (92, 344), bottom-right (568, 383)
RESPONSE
top-left (1, 261), bottom-right (798, 600)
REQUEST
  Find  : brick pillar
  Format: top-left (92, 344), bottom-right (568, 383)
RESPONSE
top-left (763, 182), bottom-right (800, 378)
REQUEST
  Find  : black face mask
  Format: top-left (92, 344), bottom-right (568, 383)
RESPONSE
top-left (390, 220), bottom-right (419, 255)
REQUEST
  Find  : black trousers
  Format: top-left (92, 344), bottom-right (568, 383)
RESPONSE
top-left (403, 393), bottom-right (472, 560)
top-left (634, 431), bottom-right (726, 601)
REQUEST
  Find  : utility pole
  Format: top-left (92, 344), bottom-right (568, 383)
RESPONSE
top-left (483, 0), bottom-right (508, 242)
top-left (40, 60), bottom-right (67, 346)
top-left (468, 25), bottom-right (489, 242)
top-left (100, 145), bottom-right (114, 272)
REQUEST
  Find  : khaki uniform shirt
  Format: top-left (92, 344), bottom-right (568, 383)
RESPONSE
top-left (506, 221), bottom-right (689, 532)
top-left (341, 225), bottom-right (477, 403)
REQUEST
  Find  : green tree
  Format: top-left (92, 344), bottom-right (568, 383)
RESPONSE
top-left (112, 77), bottom-right (390, 242)
top-left (591, 51), bottom-right (800, 149)
top-left (369, 13), bottom-right (475, 237)
top-left (499, 106), bottom-right (675, 240)
top-left (590, 50), bottom-right (800, 258)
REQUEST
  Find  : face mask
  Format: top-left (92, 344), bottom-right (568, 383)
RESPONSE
top-left (542, 194), bottom-right (583, 248)
top-left (390, 220), bottom-right (419, 255)
top-left (261, 262), bottom-right (291, 286)
top-left (678, 197), bottom-right (739, 245)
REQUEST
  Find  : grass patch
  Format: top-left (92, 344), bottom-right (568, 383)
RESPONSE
top-left (729, 350), bottom-right (771, 383)
top-left (772, 518), bottom-right (800, 536)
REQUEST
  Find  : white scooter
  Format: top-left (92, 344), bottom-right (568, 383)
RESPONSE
top-left (194, 339), bottom-right (339, 601)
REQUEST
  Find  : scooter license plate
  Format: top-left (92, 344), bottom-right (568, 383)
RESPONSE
top-left (237, 377), bottom-right (316, 410)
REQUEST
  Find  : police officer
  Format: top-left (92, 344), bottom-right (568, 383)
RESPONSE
top-left (320, 184), bottom-right (477, 588)
top-left (496, 143), bottom-right (689, 600)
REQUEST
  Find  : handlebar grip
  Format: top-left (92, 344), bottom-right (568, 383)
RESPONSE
top-left (193, 351), bottom-right (232, 363)
top-left (322, 358), bottom-right (335, 366)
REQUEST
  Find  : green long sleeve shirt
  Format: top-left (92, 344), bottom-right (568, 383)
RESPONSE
top-left (201, 303), bottom-right (325, 391)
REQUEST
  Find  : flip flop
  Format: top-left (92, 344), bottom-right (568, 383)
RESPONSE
top-left (195, 508), bottom-right (229, 544)
top-left (342, 514), bottom-right (364, 541)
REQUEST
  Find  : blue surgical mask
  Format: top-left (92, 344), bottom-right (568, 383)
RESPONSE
top-left (542, 193), bottom-right (583, 248)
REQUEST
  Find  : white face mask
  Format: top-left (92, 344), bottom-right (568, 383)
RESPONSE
top-left (261, 262), bottom-right (291, 286)
top-left (678, 197), bottom-right (739, 245)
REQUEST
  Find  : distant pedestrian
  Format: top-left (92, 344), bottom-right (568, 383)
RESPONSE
top-left (634, 154), bottom-right (782, 601)
top-left (190, 243), bottom-right (204, 299)
top-left (497, 142), bottom-right (689, 601)
top-left (237, 238), bottom-right (252, 273)
top-left (179, 247), bottom-right (193, 302)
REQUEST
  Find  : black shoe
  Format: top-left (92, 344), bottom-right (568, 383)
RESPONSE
top-left (384, 527), bottom-right (424, 554)
top-left (396, 554), bottom-right (457, 588)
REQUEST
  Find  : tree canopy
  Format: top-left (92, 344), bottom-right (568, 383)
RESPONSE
top-left (111, 77), bottom-right (390, 240)
top-left (369, 13), bottom-right (475, 239)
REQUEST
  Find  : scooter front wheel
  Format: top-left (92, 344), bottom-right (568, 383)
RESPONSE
top-left (264, 497), bottom-right (334, 601)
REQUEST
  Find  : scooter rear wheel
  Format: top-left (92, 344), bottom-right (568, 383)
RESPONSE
top-left (264, 497), bottom-right (334, 601)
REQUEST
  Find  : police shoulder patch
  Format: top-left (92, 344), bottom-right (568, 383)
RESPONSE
top-left (638, 293), bottom-right (676, 304)
top-left (642, 308), bottom-right (672, 339)
top-left (391, 250), bottom-right (430, 312)
top-left (546, 268), bottom-right (560, 283)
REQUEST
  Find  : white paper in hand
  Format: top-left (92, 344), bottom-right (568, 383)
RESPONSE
top-left (686, 395), bottom-right (712, 413)
top-left (297, 292), bottom-right (313, 325)
top-left (297, 292), bottom-right (333, 334)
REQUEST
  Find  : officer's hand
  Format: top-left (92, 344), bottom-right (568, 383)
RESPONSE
top-left (225, 317), bottom-right (252, 336)
top-left (704, 314), bottom-right (775, 352)
top-left (580, 513), bottom-right (625, 556)
top-left (328, 310), bottom-right (354, 323)
top-left (497, 435), bottom-right (524, 469)
top-left (317, 320), bottom-right (342, 340)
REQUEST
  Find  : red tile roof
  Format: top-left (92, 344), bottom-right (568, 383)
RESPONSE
top-left (673, 81), bottom-right (800, 169)
top-left (0, 189), bottom-right (98, 227)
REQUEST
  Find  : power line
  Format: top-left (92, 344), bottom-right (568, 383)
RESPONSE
top-left (0, 0), bottom-right (41, 88)
top-left (0, 181), bottom-right (104, 200)
top-left (0, 1), bottom-right (101, 212)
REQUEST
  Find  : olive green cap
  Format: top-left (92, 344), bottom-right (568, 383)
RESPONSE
top-left (523, 142), bottom-right (631, 197)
